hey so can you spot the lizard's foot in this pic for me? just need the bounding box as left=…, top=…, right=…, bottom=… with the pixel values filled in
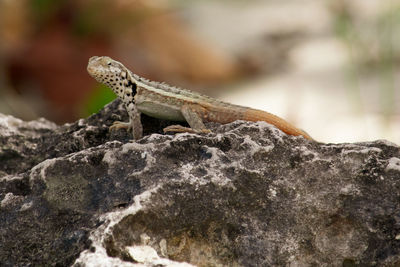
left=163, top=125, right=211, bottom=134
left=110, top=121, right=131, bottom=132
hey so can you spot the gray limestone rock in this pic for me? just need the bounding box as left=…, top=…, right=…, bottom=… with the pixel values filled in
left=1, top=99, right=400, bottom=266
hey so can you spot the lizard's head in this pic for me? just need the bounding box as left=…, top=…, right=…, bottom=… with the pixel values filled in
left=87, top=56, right=137, bottom=100
left=87, top=56, right=126, bottom=84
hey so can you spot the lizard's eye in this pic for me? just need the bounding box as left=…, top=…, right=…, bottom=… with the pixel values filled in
left=107, top=62, right=112, bottom=66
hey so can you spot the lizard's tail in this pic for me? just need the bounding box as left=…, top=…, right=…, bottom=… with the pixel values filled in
left=243, top=109, right=313, bottom=140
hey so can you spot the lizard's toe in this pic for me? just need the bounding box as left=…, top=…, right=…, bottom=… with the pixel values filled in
left=110, top=121, right=131, bottom=131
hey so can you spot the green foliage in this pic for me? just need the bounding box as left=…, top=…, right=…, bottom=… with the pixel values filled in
left=82, top=84, right=116, bottom=117
left=332, top=3, right=400, bottom=119
left=30, top=0, right=65, bottom=25
left=376, top=6, right=399, bottom=118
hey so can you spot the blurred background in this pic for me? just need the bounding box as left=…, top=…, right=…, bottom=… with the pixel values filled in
left=0, top=0, right=399, bottom=144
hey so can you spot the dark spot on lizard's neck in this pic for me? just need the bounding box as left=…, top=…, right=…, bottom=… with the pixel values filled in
left=127, top=79, right=137, bottom=96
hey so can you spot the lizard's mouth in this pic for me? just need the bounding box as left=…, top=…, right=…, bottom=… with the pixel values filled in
left=87, top=66, right=97, bottom=76
left=87, top=57, right=101, bottom=78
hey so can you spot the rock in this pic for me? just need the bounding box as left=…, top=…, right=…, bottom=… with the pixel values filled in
left=1, top=99, right=400, bottom=266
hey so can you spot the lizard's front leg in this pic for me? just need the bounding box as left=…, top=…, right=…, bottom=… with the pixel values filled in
left=110, top=103, right=143, bottom=140
left=163, top=104, right=211, bottom=134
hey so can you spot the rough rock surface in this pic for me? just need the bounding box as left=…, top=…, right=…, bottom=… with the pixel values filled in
left=1, top=99, right=400, bottom=266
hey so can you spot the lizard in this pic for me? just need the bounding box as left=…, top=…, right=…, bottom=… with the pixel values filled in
left=87, top=56, right=313, bottom=140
